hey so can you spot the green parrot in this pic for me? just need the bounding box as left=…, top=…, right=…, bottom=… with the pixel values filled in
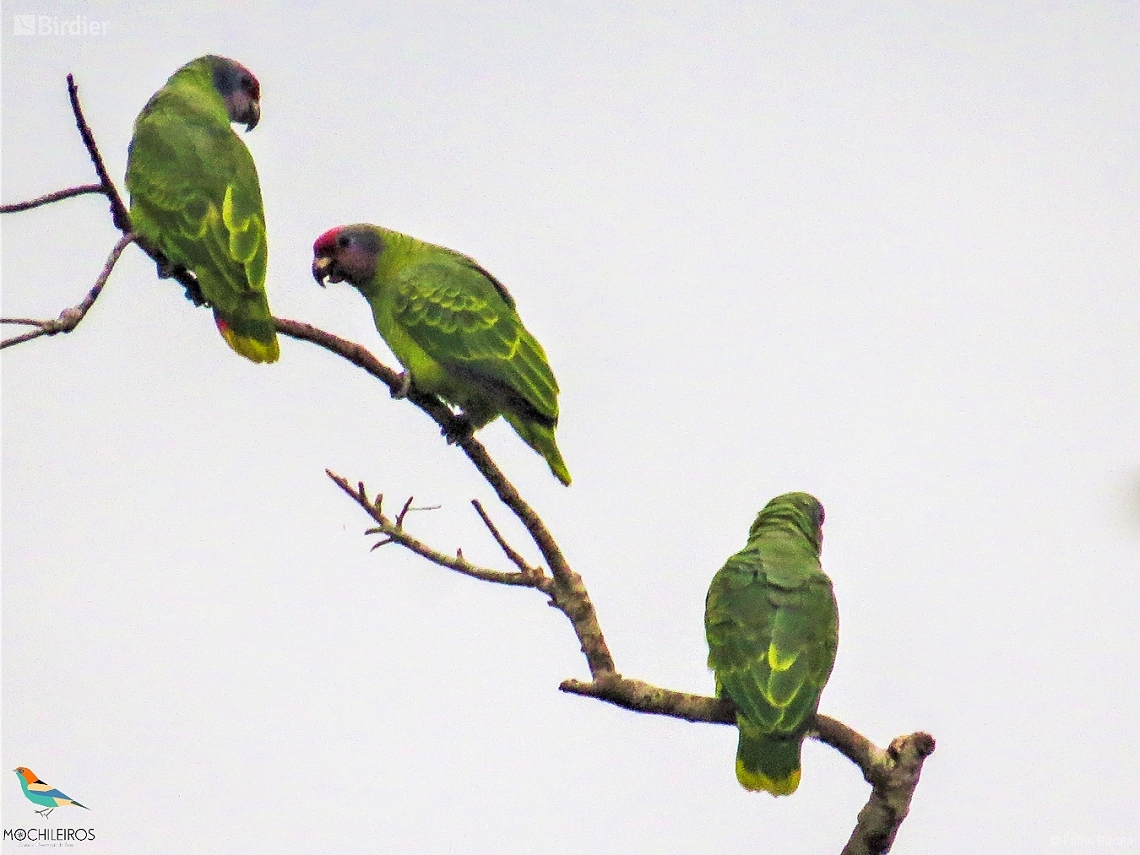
left=311, top=224, right=570, bottom=485
left=126, top=55, right=279, bottom=363
left=704, top=492, right=838, bottom=795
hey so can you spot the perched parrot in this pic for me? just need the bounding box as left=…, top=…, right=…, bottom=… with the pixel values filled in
left=126, top=55, right=279, bottom=363
left=704, top=492, right=838, bottom=795
left=312, top=224, right=571, bottom=485
left=13, top=767, right=89, bottom=818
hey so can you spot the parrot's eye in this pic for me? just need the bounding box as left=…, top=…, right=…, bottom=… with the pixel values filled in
left=240, top=73, right=259, bottom=100
left=337, top=234, right=350, bottom=249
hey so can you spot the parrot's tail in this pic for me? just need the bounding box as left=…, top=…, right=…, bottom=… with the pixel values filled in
left=215, top=312, right=280, bottom=364
left=504, top=413, right=572, bottom=486
left=735, top=717, right=802, bottom=796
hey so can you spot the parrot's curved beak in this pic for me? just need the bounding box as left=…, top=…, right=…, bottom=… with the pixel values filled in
left=243, top=100, right=260, bottom=132
left=225, top=91, right=261, bottom=132
left=312, top=254, right=332, bottom=286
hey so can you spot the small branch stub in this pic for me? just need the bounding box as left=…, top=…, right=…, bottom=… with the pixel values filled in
left=841, top=732, right=936, bottom=855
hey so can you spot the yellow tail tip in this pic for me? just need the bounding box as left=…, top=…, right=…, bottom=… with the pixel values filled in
left=735, top=759, right=801, bottom=796
left=216, top=317, right=280, bottom=364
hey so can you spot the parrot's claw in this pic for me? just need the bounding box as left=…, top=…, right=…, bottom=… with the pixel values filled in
left=442, top=414, right=474, bottom=444
left=182, top=277, right=207, bottom=307
left=392, top=372, right=412, bottom=400
left=153, top=254, right=178, bottom=279
left=153, top=254, right=207, bottom=306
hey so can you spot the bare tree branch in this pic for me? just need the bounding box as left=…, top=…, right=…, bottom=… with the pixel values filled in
left=471, top=498, right=544, bottom=581
left=0, top=75, right=129, bottom=228
left=558, top=674, right=736, bottom=724
left=66, top=73, right=131, bottom=232
left=841, top=732, right=937, bottom=855
left=537, top=676, right=934, bottom=853
left=554, top=676, right=917, bottom=778
left=2, top=74, right=210, bottom=349
left=0, top=184, right=105, bottom=214
left=1, top=232, right=135, bottom=349
left=327, top=471, right=542, bottom=589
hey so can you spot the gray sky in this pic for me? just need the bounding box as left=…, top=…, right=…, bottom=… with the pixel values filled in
left=3, top=2, right=1139, bottom=852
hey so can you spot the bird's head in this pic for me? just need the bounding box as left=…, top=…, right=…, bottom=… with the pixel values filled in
left=749, top=492, right=825, bottom=552
left=206, top=55, right=261, bottom=131
left=312, top=225, right=384, bottom=288
left=13, top=767, right=37, bottom=784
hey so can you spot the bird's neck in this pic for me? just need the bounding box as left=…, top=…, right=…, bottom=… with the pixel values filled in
left=153, top=65, right=227, bottom=125
left=368, top=229, right=422, bottom=288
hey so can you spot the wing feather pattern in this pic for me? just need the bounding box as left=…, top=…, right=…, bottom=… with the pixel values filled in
left=392, top=257, right=559, bottom=422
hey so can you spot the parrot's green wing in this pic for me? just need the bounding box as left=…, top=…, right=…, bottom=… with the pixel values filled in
left=126, top=72, right=278, bottom=363
left=391, top=254, right=558, bottom=421
left=390, top=252, right=570, bottom=484
left=705, top=497, right=837, bottom=795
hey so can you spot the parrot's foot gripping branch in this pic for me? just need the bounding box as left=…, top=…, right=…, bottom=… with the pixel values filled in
left=392, top=371, right=413, bottom=400
left=441, top=413, right=475, bottom=445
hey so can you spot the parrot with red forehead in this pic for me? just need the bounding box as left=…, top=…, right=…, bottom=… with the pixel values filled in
left=126, top=55, right=279, bottom=362
left=312, top=224, right=571, bottom=485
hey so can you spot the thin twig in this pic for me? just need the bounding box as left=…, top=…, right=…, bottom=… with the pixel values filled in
left=0, top=184, right=105, bottom=214
left=1, top=328, right=50, bottom=348
left=471, top=499, right=544, bottom=581
left=66, top=73, right=130, bottom=231
left=395, top=496, right=416, bottom=527
left=327, top=471, right=539, bottom=589
left=1, top=233, right=135, bottom=350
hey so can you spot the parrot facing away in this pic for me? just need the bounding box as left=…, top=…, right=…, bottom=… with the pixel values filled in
left=311, top=224, right=571, bottom=485
left=126, top=54, right=279, bottom=363
left=13, top=767, right=89, bottom=818
left=704, top=492, right=838, bottom=795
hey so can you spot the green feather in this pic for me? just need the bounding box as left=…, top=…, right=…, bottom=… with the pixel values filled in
left=348, top=226, right=570, bottom=485
left=705, top=492, right=838, bottom=795
left=126, top=55, right=278, bottom=363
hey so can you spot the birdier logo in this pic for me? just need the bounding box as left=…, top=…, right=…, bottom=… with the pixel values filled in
left=13, top=14, right=108, bottom=36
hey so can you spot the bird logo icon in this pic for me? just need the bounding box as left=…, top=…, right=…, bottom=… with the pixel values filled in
left=13, top=767, right=90, bottom=818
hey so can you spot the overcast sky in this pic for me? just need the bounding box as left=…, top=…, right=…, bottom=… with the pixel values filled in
left=3, top=2, right=1139, bottom=853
